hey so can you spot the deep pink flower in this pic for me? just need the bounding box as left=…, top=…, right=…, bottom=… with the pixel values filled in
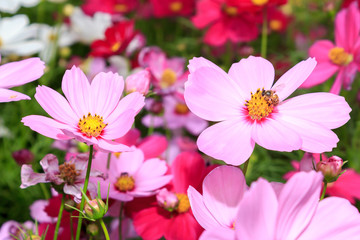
left=301, top=3, right=360, bottom=94
left=192, top=0, right=261, bottom=46
left=91, top=146, right=172, bottom=202
left=21, top=153, right=104, bottom=200
left=82, top=0, right=139, bottom=15
left=0, top=57, right=45, bottom=102
left=192, top=166, right=360, bottom=239
left=22, top=66, right=144, bottom=152
left=150, top=0, right=195, bottom=17
left=184, top=56, right=351, bottom=165
left=285, top=153, right=360, bottom=204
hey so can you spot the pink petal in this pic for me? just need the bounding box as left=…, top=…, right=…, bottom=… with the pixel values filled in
left=278, top=92, right=351, bottom=129
left=0, top=88, right=30, bottom=102
left=341, top=62, right=358, bottom=90
left=188, top=186, right=221, bottom=230
left=166, top=57, right=186, bottom=77
left=191, top=0, right=221, bottom=28
left=63, top=184, right=81, bottom=199
left=187, top=57, right=222, bottom=73
left=197, top=118, right=255, bottom=166
left=199, top=227, right=235, bottom=240
left=0, top=57, right=45, bottom=88
left=111, top=148, right=143, bottom=175
left=102, top=109, right=136, bottom=140
left=326, top=169, right=360, bottom=204
left=185, top=114, right=208, bottom=135
left=299, top=197, right=360, bottom=240
left=97, top=139, right=131, bottom=153
left=30, top=200, right=55, bottom=223
left=40, top=154, right=60, bottom=173
left=20, top=165, right=47, bottom=188
left=203, top=21, right=228, bottom=46
left=228, top=56, right=275, bottom=99
left=272, top=58, right=317, bottom=101
left=235, top=178, right=277, bottom=240
left=35, top=85, right=78, bottom=125
left=61, top=66, right=91, bottom=118
left=90, top=71, right=124, bottom=119
left=251, top=117, right=302, bottom=152
left=184, top=63, right=244, bottom=121
left=308, top=40, right=334, bottom=62
left=134, top=175, right=172, bottom=192
left=22, top=115, right=73, bottom=140
left=138, top=135, right=167, bottom=159
left=275, top=171, right=323, bottom=239
left=330, top=69, right=344, bottom=94
left=202, top=166, right=247, bottom=228
left=300, top=62, right=338, bottom=88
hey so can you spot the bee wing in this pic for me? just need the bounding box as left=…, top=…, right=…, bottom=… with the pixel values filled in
left=272, top=83, right=286, bottom=93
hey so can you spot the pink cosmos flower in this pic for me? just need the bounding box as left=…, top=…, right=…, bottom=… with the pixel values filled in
left=0, top=220, right=35, bottom=239
left=91, top=146, right=172, bottom=202
left=125, top=68, right=151, bottom=95
left=150, top=0, right=195, bottom=17
left=21, top=153, right=104, bottom=200
left=190, top=166, right=360, bottom=239
left=22, top=66, right=145, bottom=152
left=0, top=57, right=44, bottom=102
left=184, top=56, right=351, bottom=165
left=285, top=153, right=360, bottom=204
left=301, top=2, right=360, bottom=94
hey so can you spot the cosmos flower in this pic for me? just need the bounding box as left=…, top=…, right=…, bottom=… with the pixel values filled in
left=22, top=66, right=144, bottom=152
left=301, top=2, right=360, bottom=94
left=184, top=56, right=351, bottom=165
left=0, top=0, right=39, bottom=14
left=150, top=0, right=195, bottom=17
left=195, top=169, right=360, bottom=240
left=0, top=57, right=45, bottom=103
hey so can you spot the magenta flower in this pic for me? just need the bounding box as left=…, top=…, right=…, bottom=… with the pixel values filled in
left=0, top=57, right=44, bottom=102
left=189, top=166, right=360, bottom=239
left=92, top=147, right=172, bottom=202
left=22, top=66, right=145, bottom=152
left=301, top=2, right=360, bottom=94
left=21, top=153, right=104, bottom=200
left=184, top=56, right=351, bottom=165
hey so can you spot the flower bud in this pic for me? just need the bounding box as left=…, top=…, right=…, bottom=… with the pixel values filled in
left=87, top=223, right=99, bottom=236
left=84, top=198, right=107, bottom=220
left=157, top=188, right=178, bottom=211
left=125, top=68, right=151, bottom=95
left=64, top=198, right=76, bottom=212
left=316, top=155, right=343, bottom=182
left=12, top=149, right=34, bottom=165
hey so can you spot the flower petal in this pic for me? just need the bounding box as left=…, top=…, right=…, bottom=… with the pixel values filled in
left=20, top=165, right=47, bottom=188
left=199, top=227, right=235, bottom=240
left=272, top=58, right=317, bottom=101
left=0, top=88, right=30, bottom=102
left=97, top=139, right=131, bottom=153
left=308, top=40, right=334, bottom=62
left=300, top=61, right=338, bottom=88
left=197, top=118, right=255, bottom=166
left=102, top=109, right=136, bottom=140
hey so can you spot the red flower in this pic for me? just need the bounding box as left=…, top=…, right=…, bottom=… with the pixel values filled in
left=192, top=0, right=261, bottom=46
left=150, top=0, right=195, bottom=17
left=125, top=152, right=215, bottom=240
left=90, top=21, right=138, bottom=57
left=267, top=7, right=290, bottom=33
left=82, top=0, right=139, bottom=15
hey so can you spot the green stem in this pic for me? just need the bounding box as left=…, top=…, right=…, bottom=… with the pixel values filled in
left=75, top=145, right=94, bottom=240
left=99, top=219, right=110, bottom=240
left=70, top=213, right=74, bottom=240
left=119, top=202, right=124, bottom=240
left=40, top=183, right=50, bottom=199
left=261, top=7, right=268, bottom=58
left=53, top=194, right=65, bottom=240
left=106, top=152, right=111, bottom=170
left=320, top=181, right=328, bottom=201
left=241, top=159, right=250, bottom=178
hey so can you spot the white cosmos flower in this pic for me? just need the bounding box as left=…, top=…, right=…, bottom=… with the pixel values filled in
left=0, top=15, right=43, bottom=56
left=0, top=0, right=39, bottom=14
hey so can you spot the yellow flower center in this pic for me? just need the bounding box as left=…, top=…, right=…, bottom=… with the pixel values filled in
left=59, top=162, right=80, bottom=185
left=78, top=113, right=107, bottom=138
left=328, top=47, right=353, bottom=66
left=269, top=20, right=282, bottom=31
left=175, top=193, right=190, bottom=213
left=170, top=2, right=182, bottom=12
left=48, top=33, right=57, bottom=42
left=224, top=6, right=238, bottom=16
left=251, top=0, right=269, bottom=6
left=113, top=152, right=121, bottom=158
left=114, top=4, right=128, bottom=12
left=160, top=69, right=177, bottom=88
left=115, top=173, right=135, bottom=192
left=111, top=42, right=121, bottom=52
left=245, top=88, right=279, bottom=120
left=174, top=103, right=189, bottom=115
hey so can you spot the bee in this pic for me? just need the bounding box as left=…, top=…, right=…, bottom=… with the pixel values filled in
left=262, top=89, right=279, bottom=106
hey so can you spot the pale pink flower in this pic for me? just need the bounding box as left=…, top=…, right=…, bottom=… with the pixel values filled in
left=125, top=68, right=151, bottom=95
left=0, top=57, right=44, bottom=102
left=0, top=220, right=35, bottom=240
left=92, top=146, right=172, bottom=202
left=301, top=2, right=360, bottom=94
left=190, top=166, right=360, bottom=240
left=184, top=56, right=351, bottom=165
left=22, top=66, right=145, bottom=152
left=20, top=153, right=104, bottom=200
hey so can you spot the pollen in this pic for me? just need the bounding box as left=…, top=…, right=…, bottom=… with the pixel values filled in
left=160, top=68, right=177, bottom=88
left=115, top=173, right=135, bottom=192
left=251, top=0, right=269, bottom=6
left=269, top=20, right=282, bottom=31
left=245, top=88, right=277, bottom=120
left=59, top=162, right=80, bottom=185
left=328, top=47, right=353, bottom=66
left=170, top=2, right=182, bottom=12
left=175, top=193, right=190, bottom=214
left=174, top=103, right=189, bottom=115
left=114, top=4, right=128, bottom=12
left=111, top=42, right=121, bottom=52
left=224, top=6, right=238, bottom=16
left=78, top=113, right=107, bottom=138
